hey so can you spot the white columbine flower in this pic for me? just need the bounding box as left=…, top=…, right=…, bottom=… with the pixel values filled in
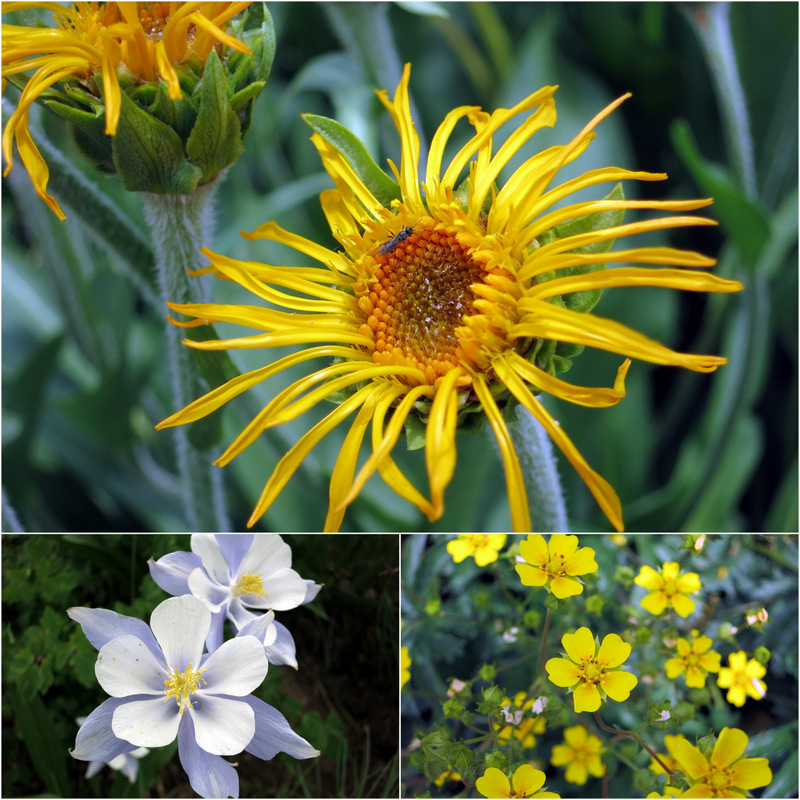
left=69, top=595, right=319, bottom=799
left=148, top=534, right=321, bottom=663
left=76, top=717, right=149, bottom=782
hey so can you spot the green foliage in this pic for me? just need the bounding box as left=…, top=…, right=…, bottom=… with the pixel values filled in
left=402, top=534, right=798, bottom=798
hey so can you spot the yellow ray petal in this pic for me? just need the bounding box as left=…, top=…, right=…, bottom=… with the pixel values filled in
left=473, top=373, right=530, bottom=532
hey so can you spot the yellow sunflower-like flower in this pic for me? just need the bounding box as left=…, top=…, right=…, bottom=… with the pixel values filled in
left=157, top=63, right=743, bottom=532
left=2, top=2, right=253, bottom=218
left=515, top=533, right=598, bottom=597
left=635, top=562, right=701, bottom=617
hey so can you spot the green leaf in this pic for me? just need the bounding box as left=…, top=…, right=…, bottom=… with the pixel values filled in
left=44, top=100, right=115, bottom=173
left=149, top=80, right=198, bottom=142
left=112, top=90, right=201, bottom=194
left=186, top=49, right=244, bottom=184
left=10, top=692, right=70, bottom=796
left=302, top=114, right=401, bottom=207
left=670, top=119, right=770, bottom=268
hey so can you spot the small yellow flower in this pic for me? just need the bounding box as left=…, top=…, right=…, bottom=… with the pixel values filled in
left=634, top=562, right=701, bottom=617
left=156, top=63, right=742, bottom=532
left=447, top=534, right=507, bottom=566
left=648, top=733, right=689, bottom=774
left=493, top=691, right=547, bottom=749
left=401, top=646, right=411, bottom=689
left=716, top=651, right=767, bottom=707
left=475, top=765, right=559, bottom=799
left=672, top=727, right=772, bottom=798
left=550, top=725, right=605, bottom=785
left=516, top=534, right=598, bottom=598
left=546, top=626, right=638, bottom=713
left=664, top=631, right=721, bottom=687
left=434, top=768, right=461, bottom=786
left=2, top=2, right=252, bottom=219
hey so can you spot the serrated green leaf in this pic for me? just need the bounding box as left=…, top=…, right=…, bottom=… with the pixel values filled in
left=303, top=114, right=401, bottom=207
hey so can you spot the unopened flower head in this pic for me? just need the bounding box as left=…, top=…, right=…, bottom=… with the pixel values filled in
left=550, top=725, right=605, bottom=785
left=664, top=631, right=721, bottom=688
left=476, top=765, right=560, bottom=799
left=716, top=651, right=767, bottom=707
left=2, top=2, right=269, bottom=218
left=516, top=534, right=598, bottom=597
left=156, top=62, right=742, bottom=532
left=635, top=562, right=701, bottom=617
left=546, top=626, right=638, bottom=713
left=447, top=534, right=507, bottom=566
left=672, top=727, right=772, bottom=798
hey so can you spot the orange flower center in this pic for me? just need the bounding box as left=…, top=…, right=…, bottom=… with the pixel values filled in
left=357, top=226, right=489, bottom=385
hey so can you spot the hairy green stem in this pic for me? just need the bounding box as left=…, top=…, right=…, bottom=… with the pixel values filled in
left=141, top=185, right=230, bottom=531
left=509, top=406, right=569, bottom=532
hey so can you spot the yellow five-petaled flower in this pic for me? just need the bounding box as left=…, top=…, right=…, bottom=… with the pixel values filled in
left=550, top=725, right=605, bottom=785
left=635, top=562, right=701, bottom=618
left=664, top=631, right=721, bottom=688
left=447, top=534, right=507, bottom=566
left=475, top=765, right=559, bottom=799
left=716, top=651, right=767, bottom=707
left=546, top=626, right=638, bottom=713
left=516, top=534, right=598, bottom=597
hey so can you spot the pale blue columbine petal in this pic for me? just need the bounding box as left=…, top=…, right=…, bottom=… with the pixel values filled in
left=201, top=635, right=268, bottom=696
left=192, top=533, right=233, bottom=584
left=215, top=533, right=255, bottom=575
left=237, top=610, right=277, bottom=647
left=264, top=621, right=298, bottom=669
left=72, top=697, right=147, bottom=762
left=96, top=635, right=165, bottom=696
left=151, top=595, right=209, bottom=669
left=242, top=696, right=321, bottom=760
left=188, top=567, right=230, bottom=612
left=148, top=551, right=203, bottom=596
left=112, top=696, right=182, bottom=747
left=191, top=694, right=255, bottom=756
left=206, top=609, right=227, bottom=653
left=178, top=713, right=239, bottom=799
left=303, top=580, right=323, bottom=605
left=67, top=607, right=162, bottom=662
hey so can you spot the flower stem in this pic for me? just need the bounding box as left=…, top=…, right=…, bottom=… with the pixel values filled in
left=540, top=608, right=552, bottom=676
left=141, top=185, right=230, bottom=531
left=593, top=711, right=675, bottom=780
left=509, top=405, right=569, bottom=532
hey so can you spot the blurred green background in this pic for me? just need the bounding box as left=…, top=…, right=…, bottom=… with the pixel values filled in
left=1, top=533, right=398, bottom=797
left=2, top=3, right=797, bottom=532
left=401, top=533, right=799, bottom=798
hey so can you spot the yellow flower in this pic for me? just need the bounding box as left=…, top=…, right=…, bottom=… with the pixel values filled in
left=157, top=63, right=742, bottom=531
left=2, top=2, right=252, bottom=219
left=672, top=727, right=772, bottom=798
left=716, top=651, right=767, bottom=707
left=664, top=631, right=721, bottom=687
left=648, top=734, right=689, bottom=774
left=546, top=626, right=638, bottom=713
left=401, top=646, right=411, bottom=689
left=515, top=534, right=597, bottom=597
left=475, top=765, right=559, bottom=799
left=493, top=691, right=547, bottom=749
left=447, top=534, right=507, bottom=566
left=634, top=562, right=701, bottom=617
left=550, top=725, right=605, bottom=785
left=434, top=768, right=461, bottom=786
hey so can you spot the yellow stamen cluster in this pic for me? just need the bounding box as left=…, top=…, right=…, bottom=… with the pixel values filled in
left=163, top=663, right=206, bottom=714
left=232, top=572, right=268, bottom=599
